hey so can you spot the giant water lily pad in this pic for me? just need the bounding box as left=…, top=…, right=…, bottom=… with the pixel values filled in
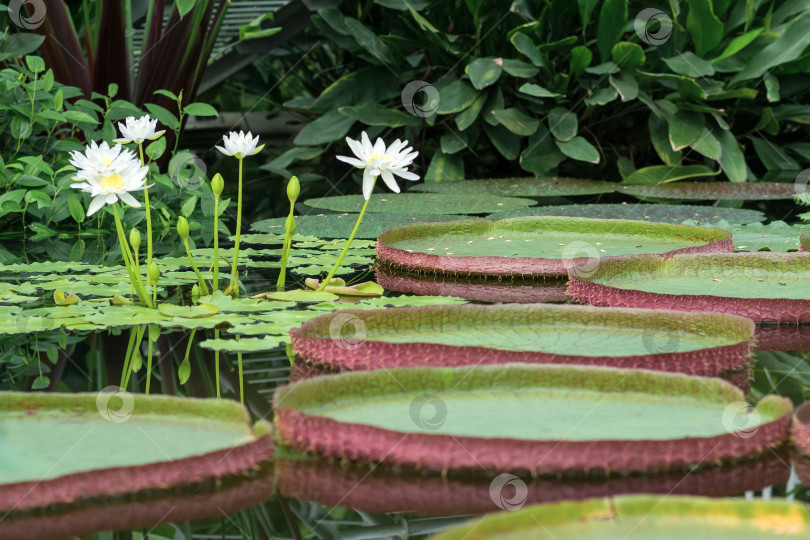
left=431, top=495, right=810, bottom=539
left=251, top=213, right=474, bottom=239
left=303, top=193, right=536, bottom=214
left=375, top=269, right=570, bottom=303
left=273, top=364, right=791, bottom=475
left=291, top=304, right=754, bottom=380
left=682, top=220, right=809, bottom=251
left=410, top=177, right=616, bottom=197
left=620, top=182, right=796, bottom=200
left=376, top=217, right=732, bottom=278
left=0, top=392, right=272, bottom=514
left=487, top=203, right=766, bottom=224
left=567, top=252, right=810, bottom=323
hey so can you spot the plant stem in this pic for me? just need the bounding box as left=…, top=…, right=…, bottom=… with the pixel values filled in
left=230, top=157, right=244, bottom=297
left=145, top=333, right=153, bottom=394
left=277, top=211, right=295, bottom=291
left=137, top=143, right=154, bottom=269
left=183, top=238, right=210, bottom=295
left=317, top=191, right=373, bottom=291
left=112, top=205, right=152, bottom=307
left=213, top=194, right=220, bottom=291
left=214, top=329, right=221, bottom=398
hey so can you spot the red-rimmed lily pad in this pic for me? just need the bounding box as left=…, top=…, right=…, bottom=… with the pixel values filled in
left=430, top=495, right=810, bottom=539
left=567, top=252, right=810, bottom=323
left=290, top=304, right=755, bottom=382
left=273, top=364, right=792, bottom=475
left=376, top=217, right=733, bottom=278
left=619, top=181, right=796, bottom=200
left=792, top=400, right=810, bottom=486
left=375, top=269, right=570, bottom=303
left=0, top=392, right=272, bottom=515
left=275, top=452, right=790, bottom=518
left=801, top=232, right=810, bottom=251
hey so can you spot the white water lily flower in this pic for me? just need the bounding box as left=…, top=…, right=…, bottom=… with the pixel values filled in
left=68, top=141, right=124, bottom=177
left=337, top=132, right=419, bottom=199
left=114, top=115, right=165, bottom=144
left=70, top=143, right=150, bottom=216
left=216, top=130, right=264, bottom=158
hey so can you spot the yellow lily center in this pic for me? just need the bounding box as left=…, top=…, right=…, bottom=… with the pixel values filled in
left=99, top=157, right=112, bottom=167
left=367, top=152, right=390, bottom=166
left=100, top=173, right=125, bottom=192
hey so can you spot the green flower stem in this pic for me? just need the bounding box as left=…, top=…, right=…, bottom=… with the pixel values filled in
left=214, top=329, right=221, bottom=398
left=317, top=187, right=374, bottom=291
left=122, top=326, right=146, bottom=390
left=137, top=143, right=154, bottom=269
left=238, top=352, right=244, bottom=404
left=230, top=157, right=244, bottom=297
left=213, top=195, right=220, bottom=291
left=277, top=212, right=295, bottom=291
left=112, top=205, right=152, bottom=307
left=120, top=328, right=138, bottom=388
left=183, top=237, right=210, bottom=295
left=145, top=332, right=154, bottom=394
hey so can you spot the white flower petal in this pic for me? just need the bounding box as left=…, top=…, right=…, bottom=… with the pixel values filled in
left=391, top=169, right=420, bottom=181
left=118, top=191, right=140, bottom=207
left=380, top=169, right=401, bottom=193
left=362, top=167, right=375, bottom=200
left=86, top=196, right=107, bottom=216
left=336, top=155, right=366, bottom=168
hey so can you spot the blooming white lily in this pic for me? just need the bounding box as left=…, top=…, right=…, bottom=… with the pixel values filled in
left=114, top=115, right=165, bottom=144
left=70, top=143, right=150, bottom=216
left=68, top=141, right=124, bottom=177
left=337, top=132, right=419, bottom=199
left=216, top=130, right=264, bottom=159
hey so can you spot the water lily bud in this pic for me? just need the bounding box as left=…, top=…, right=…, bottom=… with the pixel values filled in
left=177, top=216, right=190, bottom=240
left=287, top=175, right=300, bottom=203
left=191, top=284, right=200, bottom=298
left=148, top=262, right=161, bottom=286
left=211, top=173, right=224, bottom=197
left=129, top=228, right=141, bottom=251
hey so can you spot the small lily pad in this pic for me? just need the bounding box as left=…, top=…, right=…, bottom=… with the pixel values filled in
left=251, top=213, right=475, bottom=239
left=199, top=336, right=286, bottom=353
left=262, top=290, right=339, bottom=303
left=619, top=182, right=796, bottom=200
left=487, top=203, right=766, bottom=224
left=304, top=278, right=384, bottom=297
left=157, top=303, right=220, bottom=318
left=411, top=177, right=616, bottom=197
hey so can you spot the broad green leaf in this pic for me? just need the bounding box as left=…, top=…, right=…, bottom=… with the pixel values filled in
left=63, top=110, right=99, bottom=125
left=621, top=165, right=718, bottom=185
left=609, top=72, right=638, bottom=101
left=715, top=128, right=747, bottom=182
left=510, top=32, right=545, bottom=67
left=668, top=110, right=704, bottom=150
left=686, top=0, right=724, bottom=56
left=711, top=27, right=763, bottom=64
left=145, top=138, right=167, bottom=160
left=440, top=130, right=468, bottom=154
left=611, top=42, right=645, bottom=69
left=176, top=0, right=197, bottom=17
left=584, top=87, right=618, bottom=105
left=705, top=88, right=757, bottom=100
left=0, top=34, right=44, bottom=58
left=648, top=115, right=681, bottom=166
left=752, top=137, right=800, bottom=170
left=437, top=80, right=478, bottom=114
left=454, top=92, right=487, bottom=130
left=547, top=107, right=577, bottom=142
left=764, top=73, right=780, bottom=102
left=690, top=127, right=722, bottom=160
left=183, top=102, right=218, bottom=117
left=577, top=0, right=600, bottom=34
left=338, top=105, right=422, bottom=127
left=569, top=46, right=593, bottom=78
left=294, top=110, right=355, bottom=145
left=425, top=150, right=465, bottom=182
left=676, top=77, right=705, bottom=100
left=466, top=57, right=503, bottom=89
left=662, top=52, right=715, bottom=77
left=519, top=127, right=566, bottom=175
left=25, top=55, right=44, bottom=73
left=500, top=59, right=539, bottom=78
left=483, top=122, right=520, bottom=159
left=555, top=137, right=600, bottom=164
left=518, top=83, right=560, bottom=98
left=492, top=108, right=539, bottom=136
left=729, top=14, right=810, bottom=85
left=344, top=18, right=395, bottom=66
left=596, top=0, right=628, bottom=61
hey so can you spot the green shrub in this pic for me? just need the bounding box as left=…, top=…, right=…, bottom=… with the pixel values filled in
left=276, top=0, right=810, bottom=185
